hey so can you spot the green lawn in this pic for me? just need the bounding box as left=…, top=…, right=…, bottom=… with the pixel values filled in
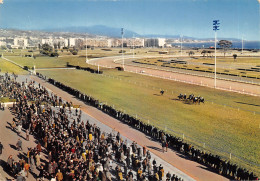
left=37, top=68, right=260, bottom=175
left=5, top=56, right=67, bottom=69
left=0, top=58, right=26, bottom=74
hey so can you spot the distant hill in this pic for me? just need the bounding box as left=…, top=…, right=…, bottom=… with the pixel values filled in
left=42, top=25, right=139, bottom=38
left=0, top=26, right=243, bottom=42
left=42, top=25, right=243, bottom=41
left=0, top=28, right=100, bottom=39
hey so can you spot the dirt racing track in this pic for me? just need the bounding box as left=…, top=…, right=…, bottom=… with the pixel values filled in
left=88, top=55, right=260, bottom=97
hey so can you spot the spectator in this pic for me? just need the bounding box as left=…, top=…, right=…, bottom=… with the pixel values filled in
left=0, top=141, right=3, bottom=155
left=24, top=162, right=30, bottom=178
left=16, top=139, right=22, bottom=151
left=55, top=169, right=63, bottom=181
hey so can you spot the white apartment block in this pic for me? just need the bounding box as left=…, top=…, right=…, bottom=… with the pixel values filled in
left=145, top=38, right=166, bottom=48
left=85, top=38, right=112, bottom=48
left=0, top=40, right=6, bottom=46
left=12, top=38, right=28, bottom=49
left=112, top=38, right=144, bottom=47
left=68, top=38, right=76, bottom=47
left=42, top=38, right=54, bottom=46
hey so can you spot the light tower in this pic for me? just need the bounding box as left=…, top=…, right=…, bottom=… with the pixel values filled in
left=213, top=20, right=220, bottom=88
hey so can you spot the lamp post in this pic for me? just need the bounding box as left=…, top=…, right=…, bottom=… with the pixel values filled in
left=242, top=37, right=244, bottom=54
left=121, top=28, right=124, bottom=69
left=213, top=20, right=220, bottom=88
left=85, top=37, right=88, bottom=63
left=180, top=35, right=183, bottom=57
left=132, top=34, right=135, bottom=59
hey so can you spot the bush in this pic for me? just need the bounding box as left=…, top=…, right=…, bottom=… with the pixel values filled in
left=115, top=67, right=124, bottom=71
left=49, top=52, right=59, bottom=57
left=119, top=50, right=126, bottom=53
left=72, top=50, right=78, bottom=55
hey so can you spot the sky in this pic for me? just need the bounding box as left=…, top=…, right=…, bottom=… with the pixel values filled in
left=0, top=0, right=260, bottom=40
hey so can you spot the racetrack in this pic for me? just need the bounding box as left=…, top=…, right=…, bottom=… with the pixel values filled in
left=30, top=75, right=229, bottom=181
left=88, top=55, right=260, bottom=96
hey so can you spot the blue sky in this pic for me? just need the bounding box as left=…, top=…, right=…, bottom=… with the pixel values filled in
left=0, top=0, right=259, bottom=40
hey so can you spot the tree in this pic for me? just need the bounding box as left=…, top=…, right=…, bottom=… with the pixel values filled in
left=201, top=50, right=207, bottom=57
left=233, top=54, right=237, bottom=61
left=207, top=50, right=214, bottom=57
left=188, top=51, right=195, bottom=57
left=42, top=43, right=53, bottom=52
left=218, top=40, right=232, bottom=57
left=0, top=45, right=7, bottom=50
left=49, top=52, right=59, bottom=57
left=70, top=47, right=78, bottom=55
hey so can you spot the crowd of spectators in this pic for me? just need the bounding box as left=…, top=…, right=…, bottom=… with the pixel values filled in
left=37, top=72, right=258, bottom=181
left=0, top=73, right=184, bottom=181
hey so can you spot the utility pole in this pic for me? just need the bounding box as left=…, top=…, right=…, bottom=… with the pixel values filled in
left=213, top=20, right=220, bottom=88
left=121, top=28, right=124, bottom=69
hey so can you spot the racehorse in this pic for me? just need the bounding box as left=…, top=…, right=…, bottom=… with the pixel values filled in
left=178, top=93, right=205, bottom=104
left=188, top=94, right=194, bottom=100
left=192, top=96, right=205, bottom=104
left=178, top=93, right=186, bottom=100
left=199, top=97, right=205, bottom=104
left=160, top=90, right=165, bottom=96
left=192, top=97, right=199, bottom=104
left=178, top=93, right=183, bottom=100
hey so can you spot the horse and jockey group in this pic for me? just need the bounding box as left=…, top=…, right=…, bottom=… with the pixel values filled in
left=178, top=93, right=205, bottom=104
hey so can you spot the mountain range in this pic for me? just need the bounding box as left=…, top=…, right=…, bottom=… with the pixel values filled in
left=41, top=25, right=243, bottom=41
left=1, top=25, right=243, bottom=42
